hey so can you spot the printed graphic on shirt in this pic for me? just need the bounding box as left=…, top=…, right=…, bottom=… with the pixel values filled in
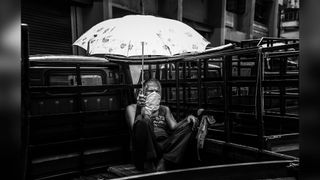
left=152, top=115, right=167, bottom=129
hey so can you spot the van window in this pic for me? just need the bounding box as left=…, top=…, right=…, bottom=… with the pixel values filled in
left=48, top=73, right=104, bottom=86
left=81, top=75, right=103, bottom=86
left=49, top=75, right=77, bottom=86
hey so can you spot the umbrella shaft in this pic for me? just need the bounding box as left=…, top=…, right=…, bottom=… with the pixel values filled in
left=141, top=42, right=145, bottom=90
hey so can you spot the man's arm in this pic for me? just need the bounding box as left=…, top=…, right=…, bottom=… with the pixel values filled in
left=125, top=104, right=137, bottom=130
left=164, top=106, right=178, bottom=130
left=164, top=106, right=198, bottom=131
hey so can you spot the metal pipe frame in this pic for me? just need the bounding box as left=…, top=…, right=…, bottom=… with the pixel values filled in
left=23, top=36, right=299, bottom=179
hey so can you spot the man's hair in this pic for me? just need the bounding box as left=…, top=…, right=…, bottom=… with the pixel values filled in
left=143, top=78, right=162, bottom=92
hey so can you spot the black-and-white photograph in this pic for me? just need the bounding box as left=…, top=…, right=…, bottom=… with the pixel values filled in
left=2, top=0, right=310, bottom=179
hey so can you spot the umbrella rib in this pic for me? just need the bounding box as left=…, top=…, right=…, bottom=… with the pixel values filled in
left=155, top=33, right=172, bottom=56
left=126, top=40, right=131, bottom=57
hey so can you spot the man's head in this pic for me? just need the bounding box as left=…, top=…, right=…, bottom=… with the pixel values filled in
left=143, top=78, right=161, bottom=96
left=142, top=78, right=162, bottom=114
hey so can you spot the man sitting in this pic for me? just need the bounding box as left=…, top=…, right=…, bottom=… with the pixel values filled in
left=126, top=78, right=198, bottom=172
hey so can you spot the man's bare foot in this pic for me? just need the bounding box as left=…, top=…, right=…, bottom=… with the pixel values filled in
left=156, top=158, right=166, bottom=171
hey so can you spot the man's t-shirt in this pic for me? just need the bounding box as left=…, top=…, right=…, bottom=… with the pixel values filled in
left=150, top=105, right=169, bottom=139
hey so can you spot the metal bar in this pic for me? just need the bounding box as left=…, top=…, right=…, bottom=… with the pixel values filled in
left=264, top=51, right=299, bottom=58
left=148, top=64, right=152, bottom=79
left=75, top=64, right=84, bottom=174
left=21, top=23, right=31, bottom=180
left=261, top=43, right=299, bottom=52
left=75, top=65, right=83, bottom=113
left=106, top=43, right=298, bottom=65
left=119, top=66, right=124, bottom=110
left=197, top=60, right=202, bottom=108
left=237, top=55, right=241, bottom=101
left=30, top=60, right=116, bottom=67
left=279, top=56, right=286, bottom=133
left=261, top=51, right=265, bottom=122
left=188, top=62, right=192, bottom=103
left=27, top=79, right=298, bottom=93
left=166, top=108, right=299, bottom=121
left=256, top=49, right=265, bottom=150
left=204, top=59, right=208, bottom=108
left=223, top=56, right=231, bottom=142
left=28, top=133, right=128, bottom=148
left=156, top=64, right=160, bottom=80
left=183, top=47, right=260, bottom=62
left=165, top=64, right=168, bottom=104
left=108, top=56, right=183, bottom=64
left=29, top=109, right=125, bottom=119
left=169, top=63, right=173, bottom=102
left=264, top=133, right=299, bottom=141
left=32, top=171, right=81, bottom=180
left=257, top=37, right=265, bottom=46
left=175, top=61, right=180, bottom=121
left=116, top=159, right=296, bottom=180
left=29, top=84, right=131, bottom=91
left=243, top=37, right=298, bottom=42
left=204, top=138, right=298, bottom=160
left=183, top=62, right=187, bottom=116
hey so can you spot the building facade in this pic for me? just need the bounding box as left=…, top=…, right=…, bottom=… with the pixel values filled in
left=22, top=0, right=282, bottom=55
left=279, top=0, right=299, bottom=38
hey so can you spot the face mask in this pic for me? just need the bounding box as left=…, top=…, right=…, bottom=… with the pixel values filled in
left=145, top=91, right=161, bottom=114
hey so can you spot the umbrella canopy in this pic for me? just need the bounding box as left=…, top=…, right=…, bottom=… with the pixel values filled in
left=73, top=15, right=210, bottom=57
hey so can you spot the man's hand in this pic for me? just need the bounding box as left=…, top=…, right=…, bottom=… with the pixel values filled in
left=136, top=90, right=146, bottom=107
left=187, top=115, right=198, bottom=131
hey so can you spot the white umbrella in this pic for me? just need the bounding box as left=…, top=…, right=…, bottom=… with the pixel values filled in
left=73, top=15, right=210, bottom=84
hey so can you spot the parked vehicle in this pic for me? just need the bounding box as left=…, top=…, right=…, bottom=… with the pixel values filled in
left=22, top=24, right=299, bottom=180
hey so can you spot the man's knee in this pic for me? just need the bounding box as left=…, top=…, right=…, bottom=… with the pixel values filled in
left=134, top=115, right=152, bottom=130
